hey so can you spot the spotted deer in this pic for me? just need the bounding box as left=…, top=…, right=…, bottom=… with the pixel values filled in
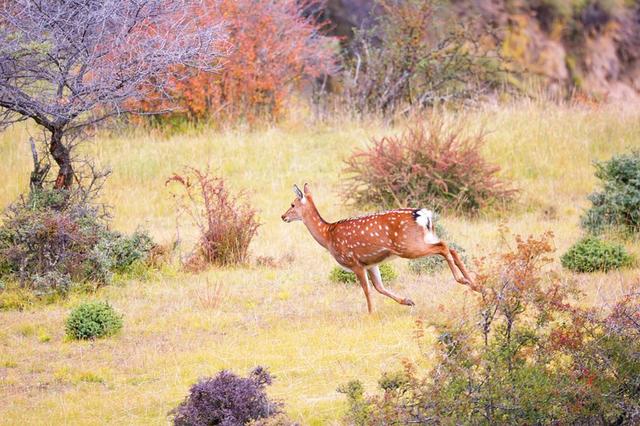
left=281, top=184, right=478, bottom=313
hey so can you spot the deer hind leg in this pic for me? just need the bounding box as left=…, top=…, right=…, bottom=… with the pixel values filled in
left=353, top=266, right=374, bottom=314
left=433, top=242, right=478, bottom=292
left=368, top=266, right=414, bottom=306
left=450, top=248, right=478, bottom=291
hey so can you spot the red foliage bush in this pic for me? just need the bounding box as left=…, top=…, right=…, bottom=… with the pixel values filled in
left=343, top=116, right=516, bottom=213
left=340, top=231, right=640, bottom=424
left=142, top=0, right=335, bottom=123
left=167, top=168, right=260, bottom=268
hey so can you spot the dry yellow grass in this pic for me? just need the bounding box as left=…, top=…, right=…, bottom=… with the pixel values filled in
left=0, top=102, right=639, bottom=425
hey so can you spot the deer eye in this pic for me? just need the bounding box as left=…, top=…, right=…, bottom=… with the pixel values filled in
left=291, top=204, right=294, bottom=208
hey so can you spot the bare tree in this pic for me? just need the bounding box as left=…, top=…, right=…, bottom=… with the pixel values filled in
left=341, top=0, right=510, bottom=116
left=0, top=0, right=226, bottom=190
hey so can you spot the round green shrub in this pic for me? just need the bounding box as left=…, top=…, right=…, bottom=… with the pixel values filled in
left=581, top=151, right=640, bottom=235
left=329, top=263, right=397, bottom=284
left=65, top=301, right=123, bottom=340
left=561, top=237, right=634, bottom=273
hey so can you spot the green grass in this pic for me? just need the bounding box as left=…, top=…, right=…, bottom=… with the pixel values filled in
left=1, top=101, right=639, bottom=425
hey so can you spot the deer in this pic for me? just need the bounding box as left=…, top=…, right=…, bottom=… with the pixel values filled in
left=281, top=183, right=478, bottom=314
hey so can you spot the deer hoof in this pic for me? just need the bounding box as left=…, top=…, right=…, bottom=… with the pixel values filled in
left=403, top=298, right=415, bottom=306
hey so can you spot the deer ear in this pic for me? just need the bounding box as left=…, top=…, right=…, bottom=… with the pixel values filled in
left=303, top=183, right=311, bottom=195
left=293, top=184, right=303, bottom=200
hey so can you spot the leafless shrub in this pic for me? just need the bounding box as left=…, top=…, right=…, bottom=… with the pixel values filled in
left=192, top=279, right=225, bottom=311
left=340, top=0, right=509, bottom=115
left=167, top=167, right=260, bottom=268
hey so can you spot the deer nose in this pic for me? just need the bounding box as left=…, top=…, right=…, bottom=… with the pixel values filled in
left=281, top=214, right=288, bottom=222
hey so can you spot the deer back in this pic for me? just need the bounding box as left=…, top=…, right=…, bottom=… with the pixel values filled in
left=327, top=208, right=439, bottom=266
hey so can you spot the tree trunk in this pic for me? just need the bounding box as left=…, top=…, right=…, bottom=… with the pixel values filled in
left=29, top=138, right=50, bottom=191
left=49, top=129, right=73, bottom=190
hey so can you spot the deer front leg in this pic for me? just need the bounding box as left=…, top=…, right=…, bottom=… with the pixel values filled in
left=368, top=265, right=414, bottom=306
left=353, top=266, right=373, bottom=314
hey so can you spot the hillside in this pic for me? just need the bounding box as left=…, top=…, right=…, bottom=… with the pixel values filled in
left=324, top=0, right=640, bottom=102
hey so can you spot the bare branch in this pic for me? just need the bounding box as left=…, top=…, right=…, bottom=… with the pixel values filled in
left=0, top=0, right=227, bottom=189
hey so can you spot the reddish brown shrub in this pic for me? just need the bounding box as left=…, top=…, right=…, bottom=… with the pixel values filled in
left=141, top=0, right=335, bottom=123
left=342, top=116, right=516, bottom=213
left=340, top=230, right=640, bottom=424
left=167, top=168, right=260, bottom=268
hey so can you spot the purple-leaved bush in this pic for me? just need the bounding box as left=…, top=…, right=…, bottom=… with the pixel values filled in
left=170, top=367, right=281, bottom=426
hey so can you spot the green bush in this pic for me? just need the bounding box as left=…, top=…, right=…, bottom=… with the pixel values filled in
left=93, top=230, right=155, bottom=273
left=0, top=188, right=154, bottom=297
left=581, top=151, right=640, bottom=235
left=337, top=380, right=369, bottom=426
left=65, top=301, right=123, bottom=340
left=377, top=371, right=409, bottom=392
left=561, top=237, right=634, bottom=273
left=329, top=263, right=397, bottom=284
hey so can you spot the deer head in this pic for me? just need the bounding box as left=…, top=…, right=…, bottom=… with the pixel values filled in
left=281, top=183, right=312, bottom=222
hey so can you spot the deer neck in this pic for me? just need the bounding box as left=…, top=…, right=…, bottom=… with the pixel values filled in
left=301, top=199, right=330, bottom=249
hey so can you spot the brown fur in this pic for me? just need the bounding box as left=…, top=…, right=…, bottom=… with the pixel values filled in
left=282, top=184, right=477, bottom=313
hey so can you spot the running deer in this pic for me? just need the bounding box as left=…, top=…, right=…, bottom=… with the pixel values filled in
left=281, top=184, right=478, bottom=313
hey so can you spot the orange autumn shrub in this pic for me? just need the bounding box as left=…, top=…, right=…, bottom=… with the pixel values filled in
left=340, top=231, right=640, bottom=424
left=141, top=0, right=335, bottom=123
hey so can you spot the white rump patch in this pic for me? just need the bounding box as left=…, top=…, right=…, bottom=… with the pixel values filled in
left=415, top=209, right=433, bottom=229
left=415, top=209, right=439, bottom=244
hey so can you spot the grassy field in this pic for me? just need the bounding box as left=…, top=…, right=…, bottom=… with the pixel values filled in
left=1, top=102, right=639, bottom=425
